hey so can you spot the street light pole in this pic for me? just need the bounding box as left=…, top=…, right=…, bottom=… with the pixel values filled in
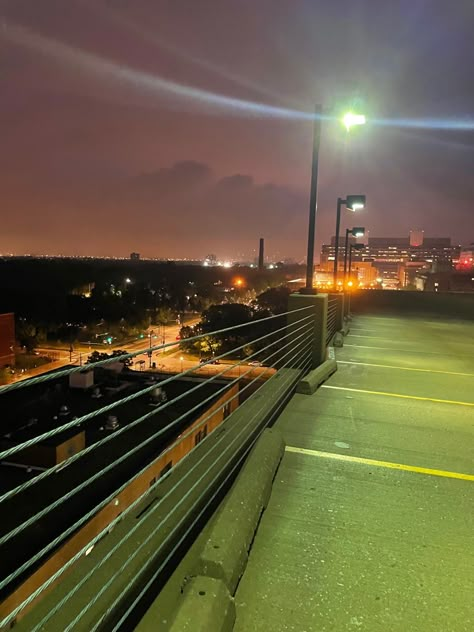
left=148, top=330, right=154, bottom=369
left=304, top=104, right=322, bottom=292
left=343, top=229, right=351, bottom=282
left=333, top=197, right=344, bottom=286
left=344, top=228, right=365, bottom=282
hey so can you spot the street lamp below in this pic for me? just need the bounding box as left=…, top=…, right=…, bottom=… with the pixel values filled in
left=148, top=330, right=155, bottom=369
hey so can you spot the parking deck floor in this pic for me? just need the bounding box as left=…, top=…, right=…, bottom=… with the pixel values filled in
left=234, top=315, right=474, bottom=632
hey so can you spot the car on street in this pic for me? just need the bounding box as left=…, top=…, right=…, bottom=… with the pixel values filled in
left=200, top=357, right=220, bottom=365
left=248, top=360, right=263, bottom=367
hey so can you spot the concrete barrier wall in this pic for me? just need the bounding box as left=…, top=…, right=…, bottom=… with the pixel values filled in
left=350, top=290, right=474, bottom=320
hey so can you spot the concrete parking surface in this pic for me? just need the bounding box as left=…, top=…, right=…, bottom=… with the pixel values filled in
left=234, top=315, right=474, bottom=632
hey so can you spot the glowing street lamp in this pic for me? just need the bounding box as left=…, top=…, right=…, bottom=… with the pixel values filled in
left=344, top=227, right=365, bottom=281
left=302, top=108, right=366, bottom=292
left=351, top=227, right=366, bottom=238
left=333, top=194, right=366, bottom=286
left=343, top=112, right=367, bottom=131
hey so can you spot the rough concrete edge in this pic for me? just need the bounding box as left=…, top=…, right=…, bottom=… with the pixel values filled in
left=333, top=331, right=344, bottom=347
left=169, top=576, right=235, bottom=632
left=195, top=429, right=285, bottom=595
left=296, top=358, right=337, bottom=395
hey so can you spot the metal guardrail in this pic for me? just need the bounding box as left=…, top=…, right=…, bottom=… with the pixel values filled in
left=0, top=305, right=316, bottom=629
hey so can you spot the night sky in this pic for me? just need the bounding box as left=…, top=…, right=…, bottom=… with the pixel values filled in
left=1, top=0, right=473, bottom=260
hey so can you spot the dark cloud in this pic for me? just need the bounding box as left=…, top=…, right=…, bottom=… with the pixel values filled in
left=98, top=161, right=308, bottom=259
left=129, top=161, right=213, bottom=199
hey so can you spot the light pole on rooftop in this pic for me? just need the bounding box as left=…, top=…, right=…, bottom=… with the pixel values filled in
left=302, top=108, right=366, bottom=293
left=333, top=195, right=366, bottom=287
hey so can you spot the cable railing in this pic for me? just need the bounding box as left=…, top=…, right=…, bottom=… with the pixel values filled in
left=326, top=295, right=340, bottom=345
left=0, top=305, right=315, bottom=629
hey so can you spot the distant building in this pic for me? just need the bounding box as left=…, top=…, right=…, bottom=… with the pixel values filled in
left=350, top=261, right=379, bottom=286
left=0, top=313, right=15, bottom=367
left=320, top=236, right=360, bottom=272
left=409, top=229, right=424, bottom=247
left=203, top=254, right=218, bottom=267
left=130, top=252, right=140, bottom=261
left=320, top=232, right=461, bottom=288
left=456, top=244, right=474, bottom=270
left=416, top=271, right=474, bottom=292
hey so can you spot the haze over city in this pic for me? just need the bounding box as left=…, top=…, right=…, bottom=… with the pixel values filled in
left=1, top=0, right=473, bottom=259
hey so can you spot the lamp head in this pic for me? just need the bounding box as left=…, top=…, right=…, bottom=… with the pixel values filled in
left=343, top=112, right=366, bottom=130
left=351, top=227, right=365, bottom=238
left=345, top=194, right=366, bottom=211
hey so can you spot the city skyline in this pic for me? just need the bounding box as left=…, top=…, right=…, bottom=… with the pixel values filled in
left=1, top=1, right=473, bottom=259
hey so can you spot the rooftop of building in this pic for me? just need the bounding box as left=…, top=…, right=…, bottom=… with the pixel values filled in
left=0, top=366, right=237, bottom=597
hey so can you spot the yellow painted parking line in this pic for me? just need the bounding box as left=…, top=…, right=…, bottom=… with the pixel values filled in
left=285, top=446, right=474, bottom=482
left=337, top=360, right=474, bottom=378
left=321, top=384, right=474, bottom=407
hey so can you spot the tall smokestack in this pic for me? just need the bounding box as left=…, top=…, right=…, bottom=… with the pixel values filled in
left=258, top=238, right=264, bottom=270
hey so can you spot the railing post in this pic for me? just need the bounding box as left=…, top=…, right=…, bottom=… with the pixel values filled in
left=336, top=293, right=345, bottom=331
left=343, top=292, right=350, bottom=319
left=288, top=293, right=328, bottom=369
left=329, top=293, right=344, bottom=332
left=346, top=292, right=352, bottom=318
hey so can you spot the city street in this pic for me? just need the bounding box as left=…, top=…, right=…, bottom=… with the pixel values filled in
left=5, top=318, right=275, bottom=385
left=7, top=319, right=199, bottom=385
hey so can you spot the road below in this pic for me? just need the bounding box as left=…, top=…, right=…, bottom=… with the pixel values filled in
left=7, top=320, right=198, bottom=385
left=5, top=318, right=274, bottom=384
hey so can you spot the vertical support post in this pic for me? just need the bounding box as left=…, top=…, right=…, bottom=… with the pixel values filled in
left=343, top=229, right=350, bottom=282
left=288, top=293, right=328, bottom=369
left=333, top=198, right=343, bottom=286
left=343, top=293, right=351, bottom=318
left=258, top=238, right=264, bottom=271
left=304, top=105, right=322, bottom=292
left=330, top=293, right=344, bottom=332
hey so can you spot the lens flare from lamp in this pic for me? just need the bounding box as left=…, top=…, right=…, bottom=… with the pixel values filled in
left=343, top=112, right=366, bottom=130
